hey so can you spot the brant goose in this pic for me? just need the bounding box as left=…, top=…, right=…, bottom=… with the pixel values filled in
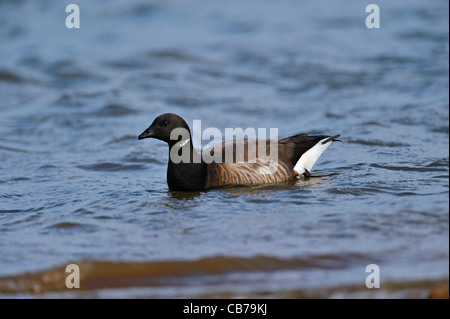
left=138, top=113, right=340, bottom=191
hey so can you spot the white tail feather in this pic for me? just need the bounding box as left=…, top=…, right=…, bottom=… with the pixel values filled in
left=294, top=137, right=335, bottom=176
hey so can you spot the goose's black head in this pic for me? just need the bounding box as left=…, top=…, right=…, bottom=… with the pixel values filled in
left=138, top=113, right=191, bottom=145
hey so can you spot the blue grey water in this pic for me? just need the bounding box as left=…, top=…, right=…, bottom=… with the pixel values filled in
left=0, top=0, right=448, bottom=297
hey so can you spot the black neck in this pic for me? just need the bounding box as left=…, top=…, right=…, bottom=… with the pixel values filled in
left=166, top=139, right=207, bottom=191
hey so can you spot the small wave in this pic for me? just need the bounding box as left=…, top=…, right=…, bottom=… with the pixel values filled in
left=0, top=209, right=21, bottom=214
left=395, top=191, right=418, bottom=196
left=105, top=49, right=211, bottom=70
left=122, top=152, right=163, bottom=164
left=232, top=73, right=268, bottom=84
left=166, top=95, right=210, bottom=107
left=368, top=54, right=419, bottom=65
left=398, top=30, right=448, bottom=42
left=347, top=139, right=410, bottom=147
left=218, top=21, right=260, bottom=34
left=145, top=49, right=208, bottom=63
left=0, top=145, right=30, bottom=153
left=94, top=104, right=138, bottom=117
left=122, top=3, right=161, bottom=18
left=0, top=69, right=26, bottom=83
left=333, top=163, right=366, bottom=171
left=0, top=193, right=24, bottom=200
left=38, top=165, right=56, bottom=170
left=370, top=163, right=448, bottom=172
left=77, top=162, right=146, bottom=172
left=325, top=112, right=346, bottom=119
left=431, top=125, right=449, bottom=134
left=0, top=144, right=48, bottom=154
left=327, top=187, right=383, bottom=196
left=104, top=135, right=138, bottom=145
left=103, top=59, right=152, bottom=70
left=51, top=91, right=103, bottom=108
left=362, top=121, right=390, bottom=128
left=45, top=60, right=98, bottom=81
left=426, top=158, right=449, bottom=168
left=45, top=222, right=98, bottom=233
left=48, top=222, right=82, bottom=229
left=1, top=177, right=31, bottom=183
left=73, top=208, right=95, bottom=215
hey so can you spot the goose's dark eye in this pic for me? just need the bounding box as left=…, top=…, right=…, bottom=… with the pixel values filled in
left=160, top=120, right=169, bottom=126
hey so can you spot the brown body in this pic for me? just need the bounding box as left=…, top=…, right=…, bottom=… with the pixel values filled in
left=203, top=136, right=317, bottom=188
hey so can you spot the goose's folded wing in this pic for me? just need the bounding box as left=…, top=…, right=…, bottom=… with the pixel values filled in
left=205, top=160, right=294, bottom=188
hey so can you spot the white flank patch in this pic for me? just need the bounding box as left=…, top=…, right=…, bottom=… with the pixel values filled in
left=294, top=137, right=335, bottom=176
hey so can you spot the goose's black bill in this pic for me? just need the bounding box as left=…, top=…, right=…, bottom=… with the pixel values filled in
left=138, top=127, right=156, bottom=140
left=321, top=134, right=341, bottom=144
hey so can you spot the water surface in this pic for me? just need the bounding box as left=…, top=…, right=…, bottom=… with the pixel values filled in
left=0, top=0, right=448, bottom=298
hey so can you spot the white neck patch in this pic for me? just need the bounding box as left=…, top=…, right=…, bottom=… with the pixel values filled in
left=176, top=138, right=190, bottom=148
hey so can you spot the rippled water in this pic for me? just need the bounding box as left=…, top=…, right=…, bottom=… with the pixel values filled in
left=0, top=0, right=448, bottom=298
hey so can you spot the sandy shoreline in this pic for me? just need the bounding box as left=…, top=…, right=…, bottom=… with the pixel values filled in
left=191, top=279, right=449, bottom=299
left=1, top=274, right=447, bottom=298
